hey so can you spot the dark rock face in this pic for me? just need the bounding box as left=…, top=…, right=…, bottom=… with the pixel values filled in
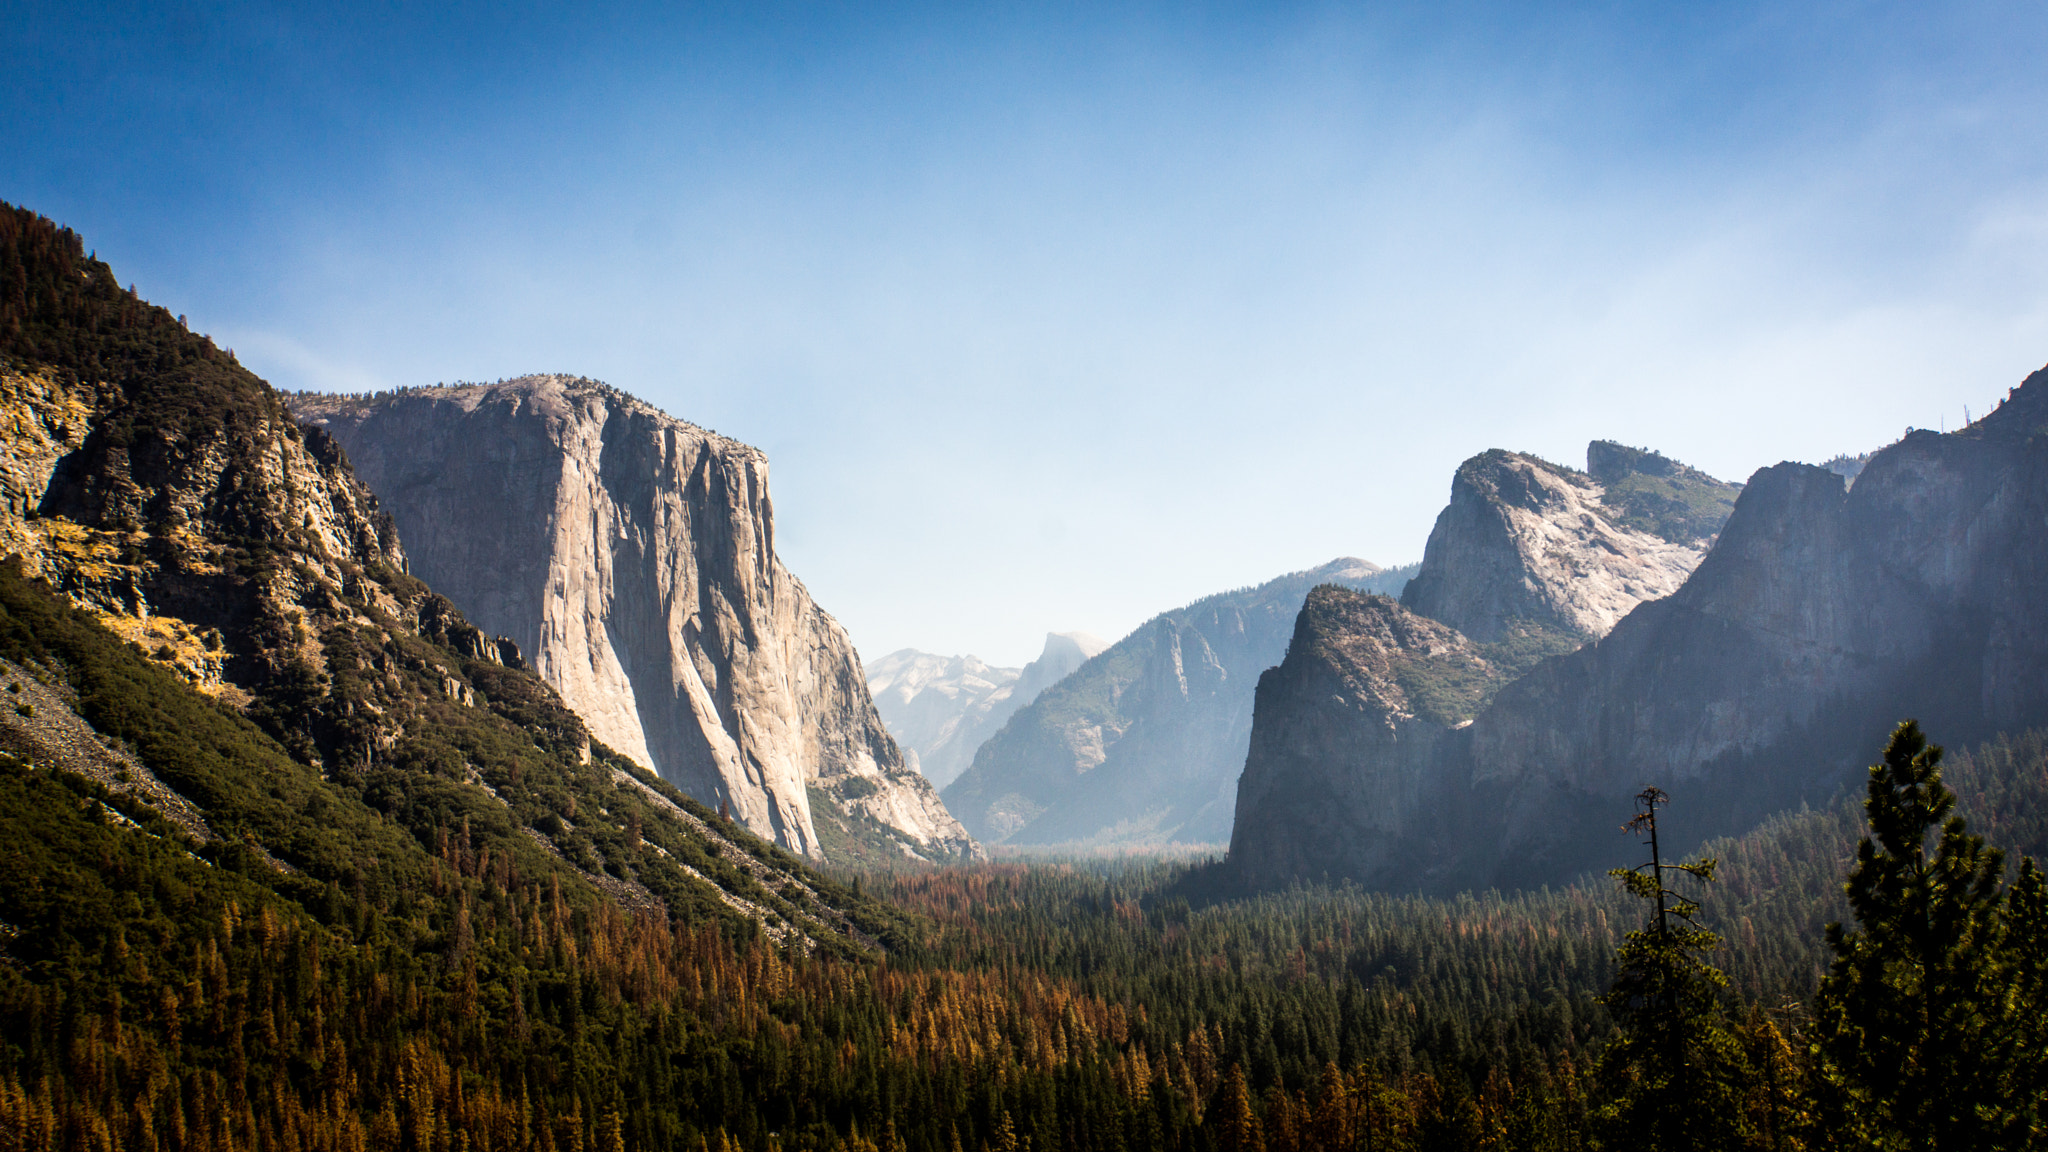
left=1228, top=368, right=2048, bottom=893
left=1227, top=587, right=1507, bottom=890
left=944, top=559, right=1413, bottom=848
left=292, top=377, right=979, bottom=861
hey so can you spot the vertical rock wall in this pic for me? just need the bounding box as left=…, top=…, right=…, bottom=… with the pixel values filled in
left=293, top=377, right=977, bottom=860
left=1227, top=587, right=1507, bottom=891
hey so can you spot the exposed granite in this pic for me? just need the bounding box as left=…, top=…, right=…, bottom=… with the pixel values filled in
left=292, top=376, right=979, bottom=861
left=1399, top=449, right=1709, bottom=643
left=1226, top=587, right=1508, bottom=889
left=944, top=558, right=1414, bottom=849
left=1228, top=370, right=2048, bottom=892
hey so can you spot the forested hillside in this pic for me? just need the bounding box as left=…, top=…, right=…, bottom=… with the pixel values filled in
left=4, top=203, right=2045, bottom=1151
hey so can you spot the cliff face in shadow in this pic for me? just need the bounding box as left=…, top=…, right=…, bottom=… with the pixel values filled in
left=1229, top=377, right=2048, bottom=893
left=1227, top=587, right=1508, bottom=890
left=292, top=377, right=978, bottom=861
left=1461, top=387, right=2048, bottom=885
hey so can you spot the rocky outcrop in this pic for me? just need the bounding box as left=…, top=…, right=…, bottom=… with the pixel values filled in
left=1455, top=381, right=2048, bottom=884
left=944, top=558, right=1415, bottom=848
left=868, top=631, right=1107, bottom=789
left=1399, top=449, right=1717, bottom=643
left=0, top=205, right=548, bottom=781
left=1229, top=375, right=2048, bottom=892
left=1227, top=587, right=1510, bottom=889
left=291, top=376, right=978, bottom=861
left=0, top=347, right=426, bottom=737
left=1586, top=441, right=1744, bottom=545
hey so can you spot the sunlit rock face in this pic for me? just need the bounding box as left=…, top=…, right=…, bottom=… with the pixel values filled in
left=293, top=376, right=978, bottom=861
left=1399, top=449, right=1708, bottom=644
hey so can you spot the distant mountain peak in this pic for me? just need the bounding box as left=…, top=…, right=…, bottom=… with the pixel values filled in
left=941, top=558, right=1416, bottom=849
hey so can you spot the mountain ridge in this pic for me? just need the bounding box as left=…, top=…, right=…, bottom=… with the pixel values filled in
left=944, top=557, right=1415, bottom=848
left=1229, top=390, right=2048, bottom=892
left=867, top=630, right=1108, bottom=789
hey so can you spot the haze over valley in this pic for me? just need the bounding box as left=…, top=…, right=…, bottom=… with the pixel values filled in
left=9, top=4, right=2048, bottom=1148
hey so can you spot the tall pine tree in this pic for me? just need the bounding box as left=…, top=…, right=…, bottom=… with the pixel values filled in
left=1813, top=720, right=2043, bottom=1151
left=1592, top=786, right=1753, bottom=1152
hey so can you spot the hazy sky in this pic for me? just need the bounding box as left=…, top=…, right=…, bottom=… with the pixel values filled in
left=8, top=1, right=2048, bottom=666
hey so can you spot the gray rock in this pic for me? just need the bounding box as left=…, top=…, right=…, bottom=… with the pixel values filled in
left=1399, top=449, right=1709, bottom=643
left=1227, top=587, right=1508, bottom=890
left=867, top=631, right=1107, bottom=789
left=291, top=376, right=979, bottom=861
left=943, top=558, right=1413, bottom=848
left=1460, top=384, right=2048, bottom=884
left=1229, top=373, right=2048, bottom=892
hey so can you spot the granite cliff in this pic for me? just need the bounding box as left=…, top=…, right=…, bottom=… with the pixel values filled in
left=1230, top=389, right=2048, bottom=892
left=1457, top=381, right=2048, bottom=884
left=1226, top=586, right=1510, bottom=889
left=867, top=630, right=1107, bottom=789
left=1398, top=448, right=1723, bottom=644
left=291, top=377, right=978, bottom=862
left=944, top=558, right=1415, bottom=848
left=0, top=205, right=904, bottom=946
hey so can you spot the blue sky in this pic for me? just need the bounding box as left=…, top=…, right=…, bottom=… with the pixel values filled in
left=8, top=1, right=2048, bottom=666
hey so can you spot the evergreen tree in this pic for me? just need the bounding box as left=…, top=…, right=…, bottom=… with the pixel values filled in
left=1813, top=720, right=2041, bottom=1151
left=1217, top=1064, right=1266, bottom=1152
left=1592, top=786, right=1753, bottom=1151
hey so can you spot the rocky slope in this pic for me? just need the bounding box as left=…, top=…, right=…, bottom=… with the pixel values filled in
left=1456, top=382, right=2048, bottom=885
left=1230, top=387, right=2048, bottom=892
left=0, top=206, right=446, bottom=740
left=943, top=558, right=1415, bottom=848
left=1585, top=440, right=1745, bottom=545
left=0, top=202, right=898, bottom=949
left=1398, top=448, right=1723, bottom=644
left=867, top=630, right=1107, bottom=789
left=292, top=377, right=978, bottom=862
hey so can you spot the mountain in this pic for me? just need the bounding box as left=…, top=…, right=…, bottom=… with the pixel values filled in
left=1584, top=439, right=1745, bottom=545
left=291, top=378, right=978, bottom=863
left=0, top=202, right=895, bottom=931
left=1229, top=396, right=2048, bottom=892
left=1398, top=447, right=1727, bottom=644
left=1226, top=586, right=1512, bottom=889
left=1224, top=444, right=1736, bottom=888
left=8, top=203, right=2046, bottom=1151
left=943, top=558, right=1415, bottom=848
left=867, top=630, right=1108, bottom=789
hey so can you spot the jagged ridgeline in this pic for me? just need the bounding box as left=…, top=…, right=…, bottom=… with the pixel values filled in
left=943, top=559, right=1417, bottom=850
left=1231, top=380, right=2048, bottom=895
